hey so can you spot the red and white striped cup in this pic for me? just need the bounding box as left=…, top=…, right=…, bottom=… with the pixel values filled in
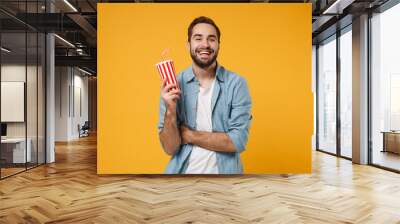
left=156, top=60, right=179, bottom=90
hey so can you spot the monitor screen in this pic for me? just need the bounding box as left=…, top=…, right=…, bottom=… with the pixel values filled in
left=1, top=123, right=7, bottom=137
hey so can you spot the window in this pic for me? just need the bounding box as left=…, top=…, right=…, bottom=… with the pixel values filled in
left=371, top=2, right=400, bottom=171
left=317, top=35, right=337, bottom=154
left=339, top=28, right=352, bottom=158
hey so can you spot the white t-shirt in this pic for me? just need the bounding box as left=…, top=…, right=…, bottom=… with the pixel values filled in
left=185, top=79, right=218, bottom=174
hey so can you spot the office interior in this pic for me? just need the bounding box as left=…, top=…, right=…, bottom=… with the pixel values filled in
left=0, top=0, right=399, bottom=222
left=0, top=0, right=97, bottom=179
left=314, top=0, right=400, bottom=172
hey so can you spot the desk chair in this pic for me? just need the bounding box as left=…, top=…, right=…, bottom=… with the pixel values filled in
left=78, top=121, right=90, bottom=138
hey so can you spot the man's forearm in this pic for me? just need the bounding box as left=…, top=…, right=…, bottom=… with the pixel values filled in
left=190, top=130, right=236, bottom=153
left=159, top=110, right=181, bottom=155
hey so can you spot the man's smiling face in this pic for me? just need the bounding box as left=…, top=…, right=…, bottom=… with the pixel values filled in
left=189, top=23, right=220, bottom=69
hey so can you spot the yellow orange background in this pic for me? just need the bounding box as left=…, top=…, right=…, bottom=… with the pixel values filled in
left=98, top=3, right=312, bottom=174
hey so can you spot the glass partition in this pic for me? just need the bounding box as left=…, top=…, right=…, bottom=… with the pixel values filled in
left=1, top=30, right=28, bottom=177
left=0, top=1, right=46, bottom=179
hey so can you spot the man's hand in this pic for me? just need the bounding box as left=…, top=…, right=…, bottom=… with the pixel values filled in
left=180, top=125, right=193, bottom=144
left=161, top=79, right=181, bottom=112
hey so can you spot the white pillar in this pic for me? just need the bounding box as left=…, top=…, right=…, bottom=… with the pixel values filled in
left=352, top=14, right=369, bottom=164
left=46, top=32, right=55, bottom=163
left=45, top=1, right=55, bottom=163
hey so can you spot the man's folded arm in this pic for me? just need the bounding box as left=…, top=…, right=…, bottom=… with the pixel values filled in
left=182, top=77, right=252, bottom=153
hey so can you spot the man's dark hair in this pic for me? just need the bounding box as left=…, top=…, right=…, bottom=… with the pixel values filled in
left=188, top=16, right=221, bottom=43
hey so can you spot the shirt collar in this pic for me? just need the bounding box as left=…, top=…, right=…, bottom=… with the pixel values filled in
left=185, top=62, right=225, bottom=83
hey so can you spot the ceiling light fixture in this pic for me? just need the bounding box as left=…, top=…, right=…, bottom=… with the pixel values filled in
left=63, top=0, right=78, bottom=12
left=54, top=34, right=75, bottom=48
left=1, top=47, right=11, bottom=53
left=78, top=67, right=93, bottom=76
left=76, top=48, right=85, bottom=55
left=322, top=0, right=353, bottom=15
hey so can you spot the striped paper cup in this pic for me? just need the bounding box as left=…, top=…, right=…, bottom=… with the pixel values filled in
left=156, top=60, right=179, bottom=90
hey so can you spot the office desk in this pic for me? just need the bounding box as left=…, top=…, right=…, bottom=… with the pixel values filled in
left=1, top=138, right=32, bottom=163
left=382, top=131, right=400, bottom=154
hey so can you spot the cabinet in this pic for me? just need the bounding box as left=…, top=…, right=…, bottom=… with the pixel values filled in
left=382, top=132, right=400, bottom=154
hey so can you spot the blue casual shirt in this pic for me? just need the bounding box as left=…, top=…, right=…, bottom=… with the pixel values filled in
left=158, top=63, right=252, bottom=174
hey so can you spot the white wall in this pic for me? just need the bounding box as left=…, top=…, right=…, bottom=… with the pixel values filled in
left=55, top=67, right=89, bottom=141
left=72, top=73, right=89, bottom=138
left=55, top=66, right=70, bottom=141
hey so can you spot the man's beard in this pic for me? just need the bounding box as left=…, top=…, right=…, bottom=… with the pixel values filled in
left=190, top=47, right=218, bottom=69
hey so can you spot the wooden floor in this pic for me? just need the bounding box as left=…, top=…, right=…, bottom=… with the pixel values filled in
left=1, top=135, right=400, bottom=223
left=1, top=163, right=45, bottom=178
left=0, top=167, right=26, bottom=178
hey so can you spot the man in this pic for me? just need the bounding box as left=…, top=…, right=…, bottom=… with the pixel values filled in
left=158, top=16, right=252, bottom=174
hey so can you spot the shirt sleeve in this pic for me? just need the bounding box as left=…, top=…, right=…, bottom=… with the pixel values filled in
left=157, top=91, right=182, bottom=133
left=157, top=96, right=167, bottom=132
left=226, top=77, right=252, bottom=153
